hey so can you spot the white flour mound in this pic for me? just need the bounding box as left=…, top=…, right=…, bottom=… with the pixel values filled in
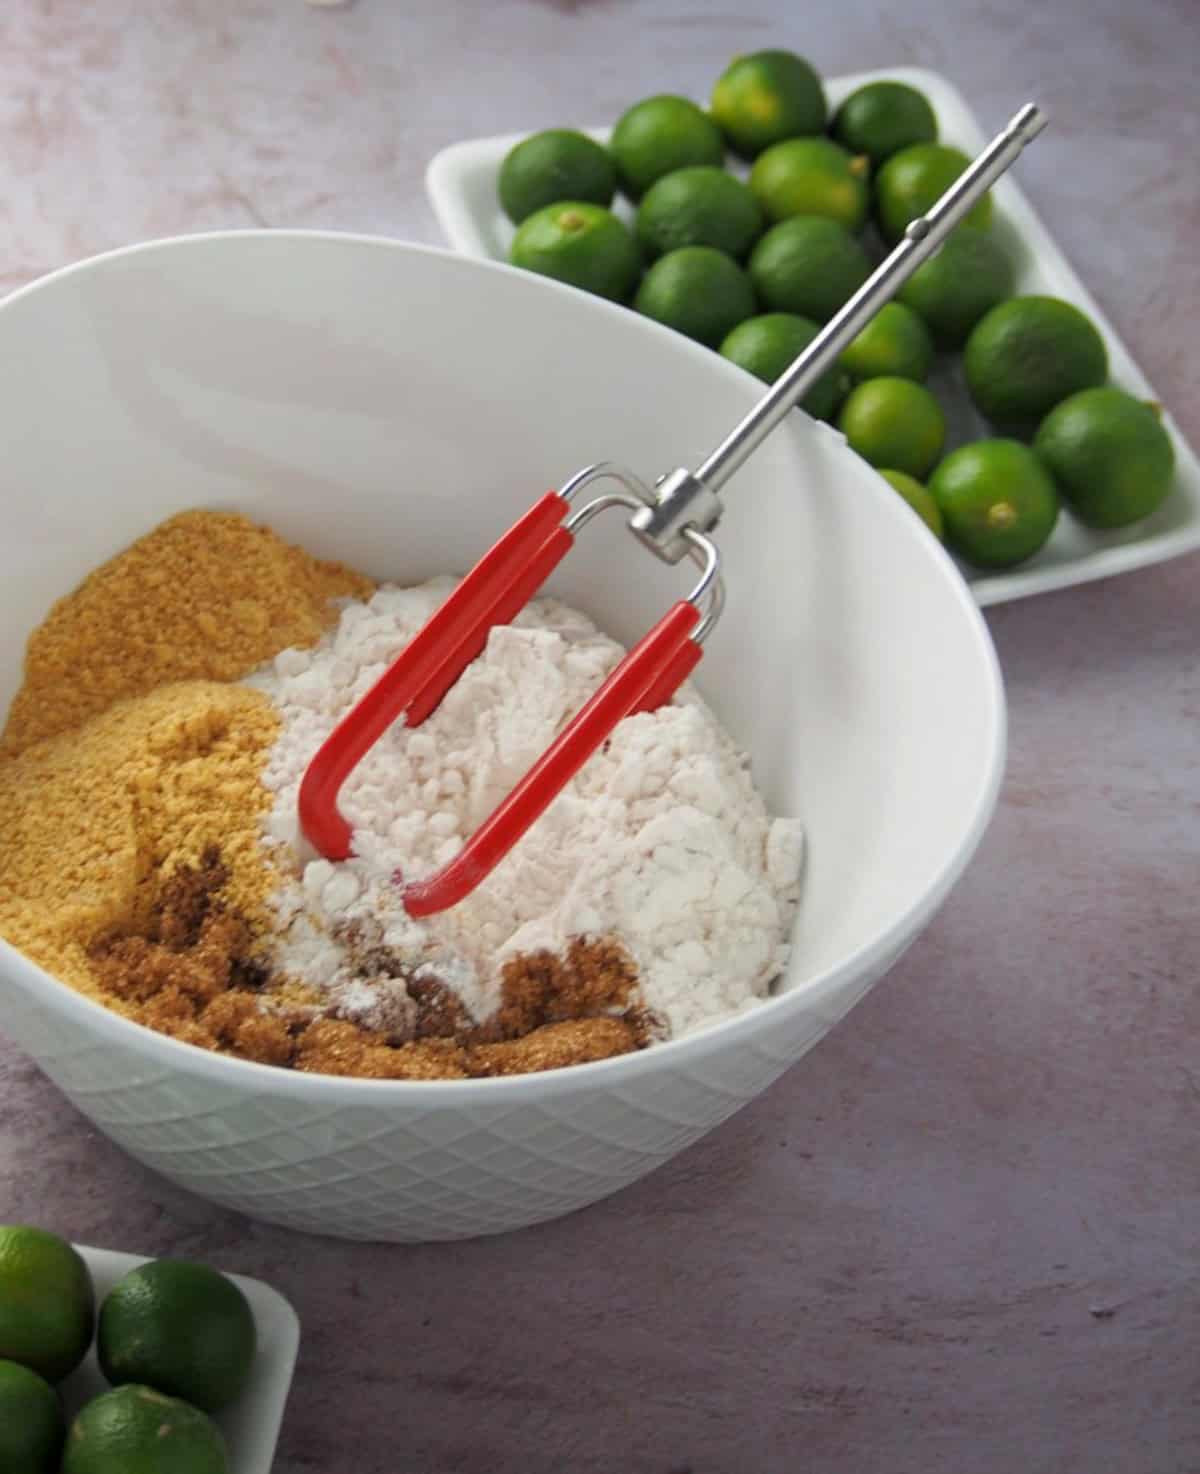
left=246, top=581, right=804, bottom=1039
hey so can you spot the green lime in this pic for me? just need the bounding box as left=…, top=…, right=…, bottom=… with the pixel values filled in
left=879, top=470, right=944, bottom=539
left=0, top=1359, right=64, bottom=1474
left=965, top=295, right=1108, bottom=431
left=875, top=142, right=993, bottom=243
left=633, top=245, right=757, bottom=347
left=509, top=202, right=641, bottom=302
left=62, top=1386, right=227, bottom=1474
left=98, top=1259, right=256, bottom=1415
left=838, top=377, right=946, bottom=478
left=608, top=95, right=724, bottom=199
left=839, top=302, right=933, bottom=384
left=749, top=137, right=870, bottom=230
left=897, top=226, right=1015, bottom=347
left=710, top=49, right=826, bottom=158
left=832, top=81, right=938, bottom=165
left=748, top=215, right=871, bottom=323
left=497, top=129, right=617, bottom=225
left=719, top=313, right=845, bottom=419
left=0, top=1225, right=94, bottom=1384
left=930, top=439, right=1059, bottom=567
left=1034, top=387, right=1175, bottom=528
left=636, top=166, right=764, bottom=260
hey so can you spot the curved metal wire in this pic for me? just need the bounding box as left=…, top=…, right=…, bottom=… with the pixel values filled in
left=681, top=529, right=725, bottom=644
left=562, top=491, right=723, bottom=642
left=558, top=461, right=656, bottom=508
left=562, top=489, right=645, bottom=534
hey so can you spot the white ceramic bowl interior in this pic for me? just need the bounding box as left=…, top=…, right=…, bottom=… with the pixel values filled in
left=0, top=233, right=1004, bottom=1241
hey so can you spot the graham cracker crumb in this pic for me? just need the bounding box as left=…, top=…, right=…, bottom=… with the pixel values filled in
left=0, top=509, right=372, bottom=758
left=0, top=509, right=369, bottom=1009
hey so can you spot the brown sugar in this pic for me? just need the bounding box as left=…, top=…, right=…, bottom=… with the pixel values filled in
left=292, top=984, right=651, bottom=1079
left=464, top=1018, right=644, bottom=1077
left=85, top=849, right=653, bottom=1078
left=89, top=848, right=296, bottom=1060
left=91, top=848, right=261, bottom=1007
left=0, top=509, right=372, bottom=758
left=486, top=937, right=641, bottom=1038
left=294, top=1021, right=472, bottom=1081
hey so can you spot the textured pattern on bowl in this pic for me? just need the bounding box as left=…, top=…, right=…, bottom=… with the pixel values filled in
left=4, top=951, right=889, bottom=1240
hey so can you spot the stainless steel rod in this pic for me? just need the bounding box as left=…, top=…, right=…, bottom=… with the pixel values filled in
left=693, top=103, right=1048, bottom=496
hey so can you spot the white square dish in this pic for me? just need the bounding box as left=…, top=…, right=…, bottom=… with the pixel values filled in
left=425, top=66, right=1200, bottom=606
left=58, top=1245, right=300, bottom=1474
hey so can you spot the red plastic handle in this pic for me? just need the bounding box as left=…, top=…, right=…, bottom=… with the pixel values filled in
left=402, top=601, right=703, bottom=917
left=404, top=524, right=575, bottom=728
left=631, top=639, right=703, bottom=715
left=299, top=492, right=571, bottom=860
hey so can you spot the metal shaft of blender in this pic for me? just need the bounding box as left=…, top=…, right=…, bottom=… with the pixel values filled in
left=692, top=103, right=1048, bottom=498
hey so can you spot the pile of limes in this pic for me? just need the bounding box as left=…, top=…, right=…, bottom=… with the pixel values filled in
left=0, top=1223, right=257, bottom=1474
left=498, top=51, right=1177, bottom=569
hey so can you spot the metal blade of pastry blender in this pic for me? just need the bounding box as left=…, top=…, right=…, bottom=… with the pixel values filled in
left=631, top=103, right=1049, bottom=564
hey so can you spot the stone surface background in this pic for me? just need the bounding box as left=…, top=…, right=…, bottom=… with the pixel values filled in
left=1, top=2, right=1197, bottom=1470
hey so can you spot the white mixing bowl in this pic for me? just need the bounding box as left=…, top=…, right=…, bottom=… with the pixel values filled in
left=0, top=232, right=1004, bottom=1241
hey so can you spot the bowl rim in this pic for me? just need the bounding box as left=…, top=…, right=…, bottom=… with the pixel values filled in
left=0, top=227, right=1007, bottom=1101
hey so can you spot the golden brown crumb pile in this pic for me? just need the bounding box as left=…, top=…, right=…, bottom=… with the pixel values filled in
left=0, top=510, right=369, bottom=1002
left=0, top=510, right=374, bottom=758
left=0, top=509, right=656, bottom=1078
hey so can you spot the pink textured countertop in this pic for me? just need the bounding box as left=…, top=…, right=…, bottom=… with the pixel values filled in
left=2, top=3, right=1197, bottom=1471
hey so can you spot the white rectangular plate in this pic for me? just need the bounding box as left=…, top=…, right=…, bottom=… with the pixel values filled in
left=425, top=66, right=1200, bottom=606
left=59, top=1245, right=300, bottom=1474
